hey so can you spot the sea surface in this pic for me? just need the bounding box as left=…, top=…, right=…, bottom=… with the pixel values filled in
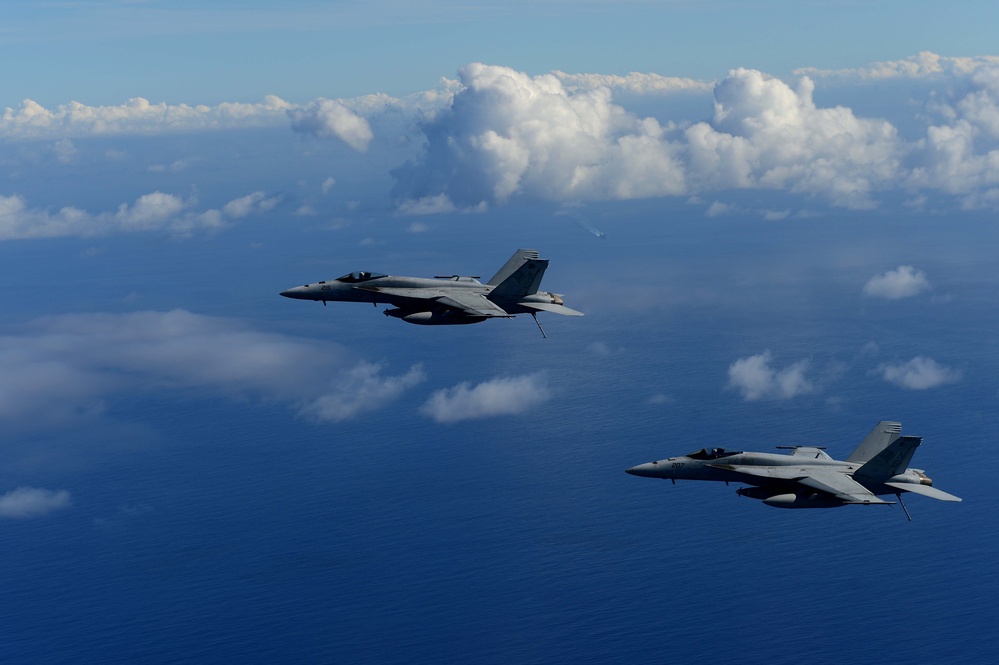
left=2, top=200, right=996, bottom=663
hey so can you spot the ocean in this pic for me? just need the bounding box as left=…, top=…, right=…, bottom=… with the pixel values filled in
left=2, top=199, right=995, bottom=663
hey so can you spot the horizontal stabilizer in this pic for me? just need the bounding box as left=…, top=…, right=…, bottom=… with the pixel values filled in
left=518, top=302, right=584, bottom=316
left=885, top=482, right=962, bottom=502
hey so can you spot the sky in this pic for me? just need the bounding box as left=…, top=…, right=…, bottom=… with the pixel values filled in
left=3, top=2, right=998, bottom=663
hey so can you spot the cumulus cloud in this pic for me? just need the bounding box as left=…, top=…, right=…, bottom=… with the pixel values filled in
left=388, top=63, right=916, bottom=210
left=419, top=372, right=550, bottom=423
left=0, top=487, right=72, bottom=519
left=862, top=265, right=931, bottom=299
left=380, top=58, right=999, bottom=211
left=289, top=99, right=376, bottom=152
left=0, top=190, right=279, bottom=241
left=1, top=95, right=293, bottom=139
left=877, top=356, right=962, bottom=390
left=727, top=350, right=814, bottom=401
left=0, top=310, right=423, bottom=429
left=390, top=57, right=999, bottom=211
left=685, top=69, right=903, bottom=208
left=392, top=63, right=687, bottom=209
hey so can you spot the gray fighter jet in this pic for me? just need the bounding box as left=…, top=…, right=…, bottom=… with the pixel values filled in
left=280, top=249, right=582, bottom=336
left=626, top=421, right=961, bottom=520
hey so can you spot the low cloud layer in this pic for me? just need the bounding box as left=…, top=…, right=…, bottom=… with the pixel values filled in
left=0, top=190, right=281, bottom=241
left=1, top=96, right=292, bottom=139
left=727, top=351, right=814, bottom=401
left=795, top=52, right=999, bottom=81
left=8, top=52, right=999, bottom=231
left=419, top=372, right=550, bottom=423
left=863, top=265, right=931, bottom=299
left=0, top=487, right=72, bottom=519
left=0, top=310, right=423, bottom=428
left=877, top=356, right=962, bottom=390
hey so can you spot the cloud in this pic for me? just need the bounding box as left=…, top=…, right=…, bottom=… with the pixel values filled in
left=0, top=310, right=423, bottom=429
left=862, top=265, right=931, bottom=299
left=685, top=69, right=903, bottom=209
left=877, top=356, right=962, bottom=390
left=0, top=190, right=279, bottom=241
left=419, top=372, right=550, bottom=423
left=795, top=52, right=999, bottom=81
left=289, top=99, right=375, bottom=152
left=389, top=64, right=912, bottom=210
left=394, top=193, right=461, bottom=216
left=298, top=363, right=426, bottom=422
left=11, top=53, right=999, bottom=216
left=1, top=95, right=293, bottom=139
left=392, top=63, right=687, bottom=208
left=0, top=487, right=72, bottom=519
left=222, top=191, right=282, bottom=218
left=375, top=57, right=999, bottom=212
left=727, top=351, right=814, bottom=401
left=552, top=71, right=713, bottom=95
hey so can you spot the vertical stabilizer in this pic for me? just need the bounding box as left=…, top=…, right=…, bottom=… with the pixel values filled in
left=489, top=258, right=549, bottom=300
left=847, top=421, right=901, bottom=463
left=855, top=435, right=921, bottom=482
left=487, top=249, right=540, bottom=286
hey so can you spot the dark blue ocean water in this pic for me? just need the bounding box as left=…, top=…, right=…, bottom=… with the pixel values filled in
left=2, top=199, right=996, bottom=663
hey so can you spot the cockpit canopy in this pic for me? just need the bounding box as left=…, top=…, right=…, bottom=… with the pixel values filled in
left=336, top=271, right=387, bottom=283
left=686, top=447, right=742, bottom=460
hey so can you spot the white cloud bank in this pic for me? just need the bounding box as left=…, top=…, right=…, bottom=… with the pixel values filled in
left=0, top=310, right=424, bottom=428
left=387, top=57, right=999, bottom=212
left=0, top=190, right=281, bottom=241
left=1, top=96, right=292, bottom=139
left=877, top=356, right=962, bottom=390
left=10, top=53, right=999, bottom=216
left=0, top=487, right=72, bottom=519
left=862, top=265, right=931, bottom=299
left=796, top=52, right=999, bottom=81
left=419, top=372, right=550, bottom=423
left=727, top=351, right=814, bottom=401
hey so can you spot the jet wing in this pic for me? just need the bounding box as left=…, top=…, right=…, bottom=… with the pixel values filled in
left=359, top=286, right=512, bottom=318
left=435, top=292, right=512, bottom=318
left=796, top=469, right=894, bottom=504
left=884, top=482, right=962, bottom=502
left=708, top=464, right=893, bottom=505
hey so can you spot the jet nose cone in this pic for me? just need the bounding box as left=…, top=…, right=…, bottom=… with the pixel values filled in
left=625, top=462, right=659, bottom=478
left=280, top=286, right=307, bottom=299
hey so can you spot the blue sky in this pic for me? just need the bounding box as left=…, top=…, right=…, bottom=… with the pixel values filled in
left=3, top=3, right=997, bottom=662
left=4, top=1, right=999, bottom=105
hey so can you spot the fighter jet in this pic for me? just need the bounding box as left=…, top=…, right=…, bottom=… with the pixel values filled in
left=280, top=249, right=582, bottom=336
left=626, top=421, right=961, bottom=520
